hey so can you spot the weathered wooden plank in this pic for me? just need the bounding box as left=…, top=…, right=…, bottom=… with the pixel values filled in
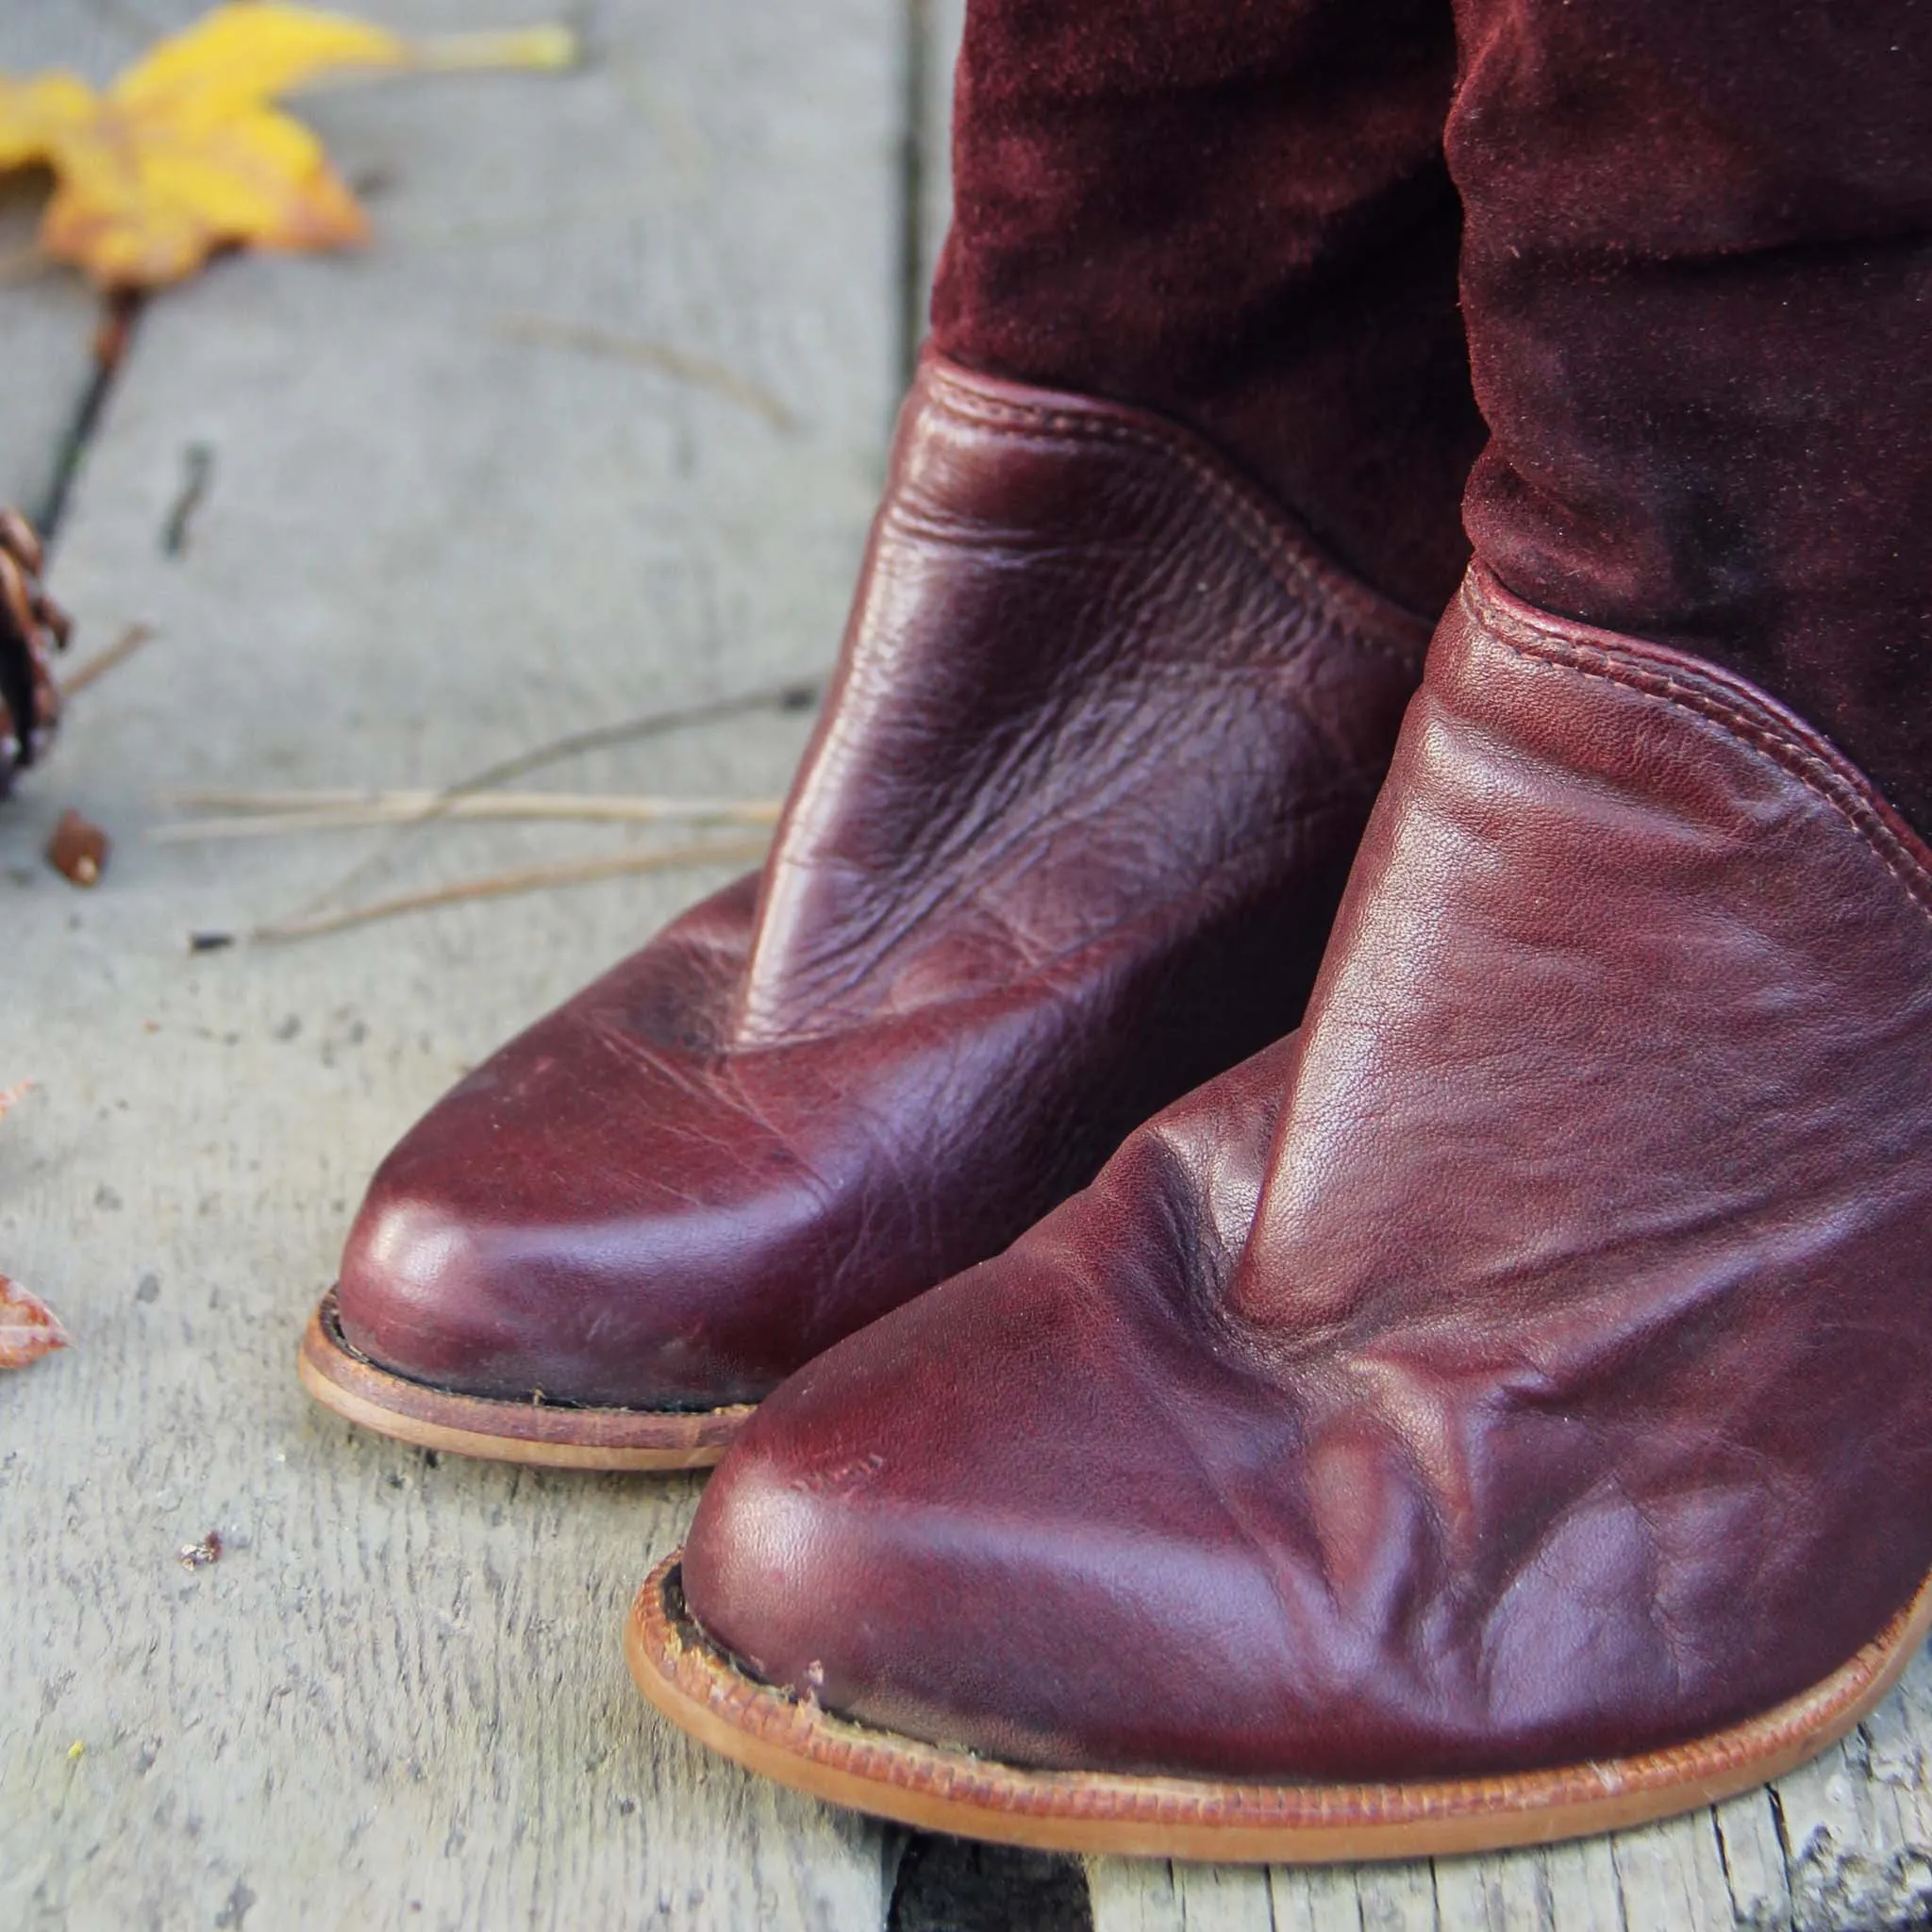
left=1607, top=1811, right=1731, bottom=1932
left=1710, top=1791, right=1790, bottom=1930
left=0, top=1, right=898, bottom=1924
left=1776, top=1700, right=1932, bottom=1932
left=1274, top=1862, right=1385, bottom=1932
left=1433, top=1851, right=1551, bottom=1930
left=1087, top=1860, right=1188, bottom=1932
left=1539, top=1839, right=1623, bottom=1932
left=1174, top=1861, right=1277, bottom=1928
left=1087, top=1857, right=1281, bottom=1932
left=1354, top=1861, right=1441, bottom=1931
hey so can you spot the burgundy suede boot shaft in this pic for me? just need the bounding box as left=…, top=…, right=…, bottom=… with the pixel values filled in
left=936, top=0, right=1485, bottom=614
left=1449, top=0, right=1932, bottom=832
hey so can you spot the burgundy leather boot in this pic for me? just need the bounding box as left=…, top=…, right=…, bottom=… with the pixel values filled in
left=631, top=0, right=1932, bottom=1859
left=300, top=0, right=1481, bottom=1468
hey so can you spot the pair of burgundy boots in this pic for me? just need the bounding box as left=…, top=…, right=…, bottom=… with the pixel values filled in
left=300, top=0, right=1932, bottom=1861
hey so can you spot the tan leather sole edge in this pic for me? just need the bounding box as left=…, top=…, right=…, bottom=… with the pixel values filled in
left=298, top=1292, right=754, bottom=1471
left=625, top=1553, right=1932, bottom=1862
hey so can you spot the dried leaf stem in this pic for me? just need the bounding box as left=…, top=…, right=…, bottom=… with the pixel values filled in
left=251, top=836, right=771, bottom=945
left=150, top=789, right=784, bottom=841
left=499, top=314, right=794, bottom=432
left=62, top=622, right=155, bottom=695
left=266, top=677, right=819, bottom=932
left=291, top=25, right=580, bottom=86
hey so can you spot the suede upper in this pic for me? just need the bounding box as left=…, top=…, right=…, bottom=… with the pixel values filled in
left=1449, top=0, right=1932, bottom=835
left=934, top=0, right=1484, bottom=614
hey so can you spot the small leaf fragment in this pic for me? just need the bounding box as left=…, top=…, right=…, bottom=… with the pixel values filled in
left=47, top=808, right=109, bottom=887
left=178, top=1529, right=224, bottom=1569
left=0, top=1276, right=69, bottom=1370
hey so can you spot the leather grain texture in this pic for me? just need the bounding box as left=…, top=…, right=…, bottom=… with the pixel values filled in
left=334, top=357, right=1425, bottom=1411
left=685, top=565, right=1932, bottom=1781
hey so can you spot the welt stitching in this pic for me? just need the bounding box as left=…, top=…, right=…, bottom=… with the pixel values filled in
left=926, top=378, right=1425, bottom=675
left=1481, top=610, right=1932, bottom=928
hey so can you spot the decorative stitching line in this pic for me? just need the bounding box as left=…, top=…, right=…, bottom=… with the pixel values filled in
left=923, top=364, right=1430, bottom=677
left=1465, top=575, right=1932, bottom=933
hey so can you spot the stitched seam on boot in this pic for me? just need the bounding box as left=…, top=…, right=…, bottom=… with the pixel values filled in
left=1466, top=580, right=1932, bottom=926
left=923, top=368, right=1429, bottom=677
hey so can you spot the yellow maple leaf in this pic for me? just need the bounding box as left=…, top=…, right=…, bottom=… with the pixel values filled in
left=0, top=4, right=575, bottom=291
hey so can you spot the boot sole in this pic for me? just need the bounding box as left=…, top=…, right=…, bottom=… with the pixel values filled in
left=298, top=1291, right=754, bottom=1470
left=625, top=1552, right=1932, bottom=1861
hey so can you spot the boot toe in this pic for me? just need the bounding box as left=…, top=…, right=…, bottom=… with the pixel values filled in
left=332, top=1045, right=838, bottom=1411
left=677, top=1094, right=1314, bottom=1779
left=331, top=881, right=835, bottom=1411
left=335, top=1152, right=560, bottom=1402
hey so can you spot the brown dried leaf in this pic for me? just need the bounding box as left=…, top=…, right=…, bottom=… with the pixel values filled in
left=178, top=1529, right=223, bottom=1568
left=0, top=1275, right=68, bottom=1369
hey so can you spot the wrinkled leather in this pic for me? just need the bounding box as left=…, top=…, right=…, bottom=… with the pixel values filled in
left=336, top=355, right=1426, bottom=1411
left=685, top=565, right=1932, bottom=1780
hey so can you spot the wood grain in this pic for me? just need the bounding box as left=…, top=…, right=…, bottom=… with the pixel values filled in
left=0, top=1, right=895, bottom=1924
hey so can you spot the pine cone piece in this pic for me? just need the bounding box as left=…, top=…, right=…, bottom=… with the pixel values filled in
left=0, top=509, right=70, bottom=798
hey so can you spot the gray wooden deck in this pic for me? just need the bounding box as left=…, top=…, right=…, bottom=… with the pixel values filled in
left=1, top=5, right=1926, bottom=1926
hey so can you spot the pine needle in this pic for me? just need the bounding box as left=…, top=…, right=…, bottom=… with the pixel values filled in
left=149, top=789, right=783, bottom=841
left=263, top=677, right=819, bottom=932
left=246, top=836, right=771, bottom=945
left=62, top=623, right=156, bottom=695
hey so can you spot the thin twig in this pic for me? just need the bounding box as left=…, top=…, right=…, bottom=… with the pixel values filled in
left=247, top=837, right=772, bottom=946
left=268, top=678, right=819, bottom=931
left=62, top=622, right=156, bottom=695
left=289, top=25, right=580, bottom=91
left=149, top=791, right=784, bottom=841
left=499, top=314, right=795, bottom=432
